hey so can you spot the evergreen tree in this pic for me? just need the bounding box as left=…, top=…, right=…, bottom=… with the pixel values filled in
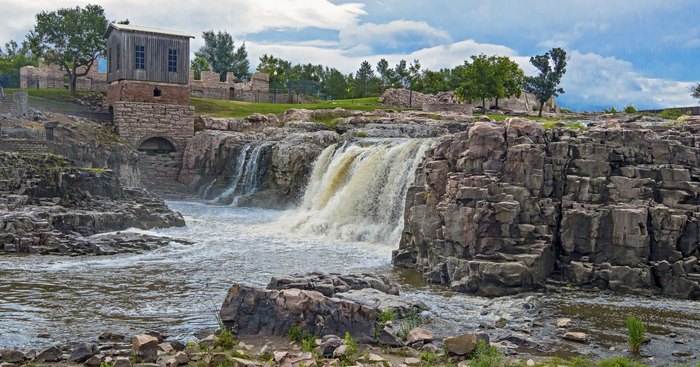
left=355, top=61, right=374, bottom=98
left=196, top=31, right=250, bottom=82
left=691, top=83, right=700, bottom=102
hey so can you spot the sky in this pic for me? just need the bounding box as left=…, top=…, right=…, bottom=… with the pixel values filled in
left=1, top=0, right=699, bottom=111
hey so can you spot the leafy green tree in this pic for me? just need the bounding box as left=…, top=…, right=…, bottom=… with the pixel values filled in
left=190, top=55, right=210, bottom=80
left=624, top=104, right=637, bottom=113
left=27, top=4, right=108, bottom=94
left=524, top=47, right=568, bottom=117
left=454, top=54, right=497, bottom=109
left=323, top=68, right=349, bottom=99
left=257, top=54, right=292, bottom=92
left=415, top=68, right=451, bottom=94
left=492, top=56, right=524, bottom=108
left=691, top=83, right=700, bottom=102
left=196, top=30, right=250, bottom=82
left=0, top=40, right=37, bottom=87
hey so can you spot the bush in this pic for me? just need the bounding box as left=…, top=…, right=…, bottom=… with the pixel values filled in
left=658, top=108, right=687, bottom=119
left=467, top=340, right=502, bottom=367
left=355, top=131, right=368, bottom=138
left=623, top=105, right=637, bottom=113
left=626, top=316, right=646, bottom=354
left=397, top=311, right=422, bottom=341
left=560, top=107, right=574, bottom=114
left=214, top=327, right=237, bottom=350
left=603, top=107, right=618, bottom=114
left=379, top=308, right=395, bottom=323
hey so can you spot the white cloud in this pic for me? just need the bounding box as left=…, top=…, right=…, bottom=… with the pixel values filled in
left=539, top=22, right=610, bottom=48
left=338, top=20, right=451, bottom=54
left=560, top=51, right=695, bottom=109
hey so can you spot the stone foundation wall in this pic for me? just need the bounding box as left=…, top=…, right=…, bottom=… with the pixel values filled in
left=188, top=71, right=270, bottom=101
left=112, top=101, right=194, bottom=189
left=107, top=81, right=190, bottom=107
left=20, top=64, right=107, bottom=91
left=0, top=139, right=53, bottom=153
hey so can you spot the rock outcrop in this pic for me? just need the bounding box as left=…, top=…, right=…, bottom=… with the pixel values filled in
left=0, top=153, right=185, bottom=255
left=394, top=119, right=700, bottom=299
left=220, top=284, right=379, bottom=342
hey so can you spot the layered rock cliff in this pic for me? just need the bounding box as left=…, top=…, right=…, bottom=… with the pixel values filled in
left=394, top=119, right=700, bottom=299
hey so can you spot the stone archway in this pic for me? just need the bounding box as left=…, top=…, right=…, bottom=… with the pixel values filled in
left=137, top=136, right=176, bottom=155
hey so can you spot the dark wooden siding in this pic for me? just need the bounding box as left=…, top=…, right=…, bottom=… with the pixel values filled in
left=107, top=30, right=190, bottom=84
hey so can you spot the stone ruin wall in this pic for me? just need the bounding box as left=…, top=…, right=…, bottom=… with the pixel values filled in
left=20, top=63, right=107, bottom=91
left=0, top=90, right=28, bottom=117
left=379, top=88, right=558, bottom=113
left=189, top=71, right=270, bottom=102
left=107, top=81, right=190, bottom=107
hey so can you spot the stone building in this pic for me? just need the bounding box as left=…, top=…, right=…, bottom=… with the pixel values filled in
left=105, top=23, right=195, bottom=190
left=189, top=71, right=270, bottom=102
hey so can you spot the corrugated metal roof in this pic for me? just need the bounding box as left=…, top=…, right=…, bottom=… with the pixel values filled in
left=106, top=23, right=194, bottom=38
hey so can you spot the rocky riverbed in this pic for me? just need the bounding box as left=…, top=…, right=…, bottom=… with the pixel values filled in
left=0, top=153, right=185, bottom=255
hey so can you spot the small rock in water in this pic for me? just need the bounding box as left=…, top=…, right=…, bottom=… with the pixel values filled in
left=563, top=332, right=588, bottom=343
left=132, top=334, right=159, bottom=363
left=36, top=346, right=61, bottom=362
left=69, top=343, right=98, bottom=363
left=556, top=318, right=572, bottom=328
left=675, top=338, right=689, bottom=345
left=672, top=350, right=693, bottom=357
left=495, top=318, right=507, bottom=328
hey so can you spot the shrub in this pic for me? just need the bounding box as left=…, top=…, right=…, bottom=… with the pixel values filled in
left=603, top=107, right=618, bottom=114
left=397, top=311, right=422, bottom=341
left=658, top=108, right=687, bottom=119
left=467, top=340, right=502, bottom=367
left=379, top=308, right=395, bottom=323
left=623, top=105, right=637, bottom=113
left=626, top=316, right=646, bottom=354
left=214, top=327, right=237, bottom=350
left=344, top=332, right=358, bottom=356
left=355, top=131, right=368, bottom=138
left=560, top=107, right=574, bottom=114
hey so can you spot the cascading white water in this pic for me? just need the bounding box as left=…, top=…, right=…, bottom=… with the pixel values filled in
left=214, top=143, right=252, bottom=203
left=278, top=138, right=433, bottom=244
left=213, top=142, right=272, bottom=205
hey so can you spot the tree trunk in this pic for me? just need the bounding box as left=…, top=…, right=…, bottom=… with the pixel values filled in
left=538, top=101, right=545, bottom=117
left=495, top=97, right=499, bottom=109
left=69, top=67, right=77, bottom=95
left=481, top=97, right=486, bottom=111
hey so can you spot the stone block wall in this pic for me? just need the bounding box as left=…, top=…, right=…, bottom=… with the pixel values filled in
left=0, top=139, right=53, bottom=153
left=20, top=64, right=106, bottom=91
left=0, top=91, right=28, bottom=117
left=188, top=71, right=270, bottom=101
left=107, top=81, right=190, bottom=107
left=112, top=101, right=194, bottom=190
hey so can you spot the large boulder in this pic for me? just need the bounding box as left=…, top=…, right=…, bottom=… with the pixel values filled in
left=220, top=284, right=378, bottom=342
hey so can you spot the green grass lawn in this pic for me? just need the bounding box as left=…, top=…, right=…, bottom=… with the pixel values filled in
left=190, top=96, right=409, bottom=118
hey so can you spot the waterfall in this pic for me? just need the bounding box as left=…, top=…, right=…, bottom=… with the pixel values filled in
left=279, top=138, right=433, bottom=244
left=212, top=142, right=271, bottom=205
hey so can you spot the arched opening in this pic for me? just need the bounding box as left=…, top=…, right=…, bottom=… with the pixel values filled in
left=137, top=137, right=175, bottom=155
left=153, top=88, right=162, bottom=97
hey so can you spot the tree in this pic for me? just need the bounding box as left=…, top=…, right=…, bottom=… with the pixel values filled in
left=190, top=55, right=210, bottom=80
left=524, top=47, right=568, bottom=117
left=0, top=40, right=37, bottom=88
left=27, top=4, right=108, bottom=94
left=355, top=61, right=374, bottom=98
left=492, top=56, right=524, bottom=108
left=256, top=54, right=292, bottom=92
left=376, top=58, right=393, bottom=91
left=454, top=54, right=497, bottom=109
left=691, top=83, right=700, bottom=101
left=196, top=31, right=250, bottom=82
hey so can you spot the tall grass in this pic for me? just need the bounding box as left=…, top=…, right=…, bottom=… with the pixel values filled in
left=626, top=316, right=646, bottom=354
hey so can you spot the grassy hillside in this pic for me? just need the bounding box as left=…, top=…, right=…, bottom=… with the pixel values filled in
left=190, top=97, right=404, bottom=118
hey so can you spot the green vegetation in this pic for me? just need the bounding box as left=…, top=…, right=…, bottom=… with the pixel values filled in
left=598, top=357, right=648, bottom=367
left=626, top=316, right=646, bottom=354
left=559, top=107, right=574, bottom=114
left=27, top=4, right=109, bottom=94
left=397, top=311, right=423, bottom=341
left=214, top=327, right=237, bottom=350
left=338, top=332, right=360, bottom=367
left=454, top=54, right=524, bottom=109
left=196, top=30, right=250, bottom=81
left=524, top=48, right=568, bottom=117
left=624, top=105, right=637, bottom=113
left=466, top=340, right=503, bottom=367
left=541, top=121, right=587, bottom=130
left=355, top=131, right=368, bottom=138
left=379, top=308, right=395, bottom=323
left=691, top=82, right=700, bottom=102
left=658, top=108, right=686, bottom=119
left=191, top=96, right=398, bottom=118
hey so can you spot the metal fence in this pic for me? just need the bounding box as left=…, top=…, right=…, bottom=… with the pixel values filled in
left=189, top=87, right=322, bottom=104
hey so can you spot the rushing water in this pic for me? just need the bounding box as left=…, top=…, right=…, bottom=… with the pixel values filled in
left=1, top=137, right=699, bottom=363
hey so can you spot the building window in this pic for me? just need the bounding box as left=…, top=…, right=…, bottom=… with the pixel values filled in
left=168, top=49, right=177, bottom=72
left=135, top=45, right=145, bottom=70
left=116, top=45, right=121, bottom=70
